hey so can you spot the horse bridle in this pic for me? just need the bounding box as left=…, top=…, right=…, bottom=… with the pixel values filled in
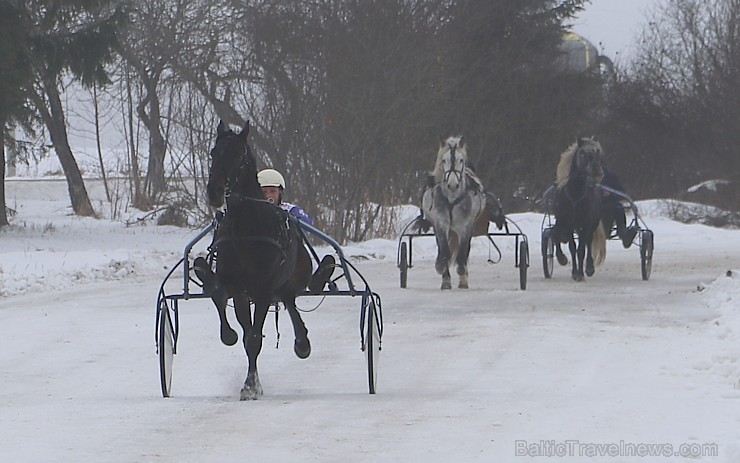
left=443, top=144, right=464, bottom=186
left=223, top=138, right=254, bottom=196
left=563, top=147, right=603, bottom=204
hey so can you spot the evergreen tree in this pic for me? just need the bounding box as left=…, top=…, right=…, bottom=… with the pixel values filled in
left=0, top=0, right=34, bottom=226
left=11, top=0, right=125, bottom=218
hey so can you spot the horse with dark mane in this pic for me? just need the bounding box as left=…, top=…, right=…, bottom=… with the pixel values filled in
left=551, top=137, right=607, bottom=281
left=421, top=136, right=486, bottom=289
left=201, top=120, right=313, bottom=400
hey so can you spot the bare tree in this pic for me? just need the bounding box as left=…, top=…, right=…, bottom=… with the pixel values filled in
left=117, top=0, right=199, bottom=208
left=30, top=79, right=96, bottom=216
left=602, top=0, right=740, bottom=199
left=161, top=0, right=592, bottom=238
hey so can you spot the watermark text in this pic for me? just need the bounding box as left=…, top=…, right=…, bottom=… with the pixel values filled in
left=514, top=440, right=718, bottom=458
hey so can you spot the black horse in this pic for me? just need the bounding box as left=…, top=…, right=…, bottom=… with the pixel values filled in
left=551, top=137, right=607, bottom=281
left=201, top=120, right=313, bottom=400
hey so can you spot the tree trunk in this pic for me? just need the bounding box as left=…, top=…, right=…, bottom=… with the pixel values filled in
left=122, top=65, right=146, bottom=210
left=0, top=135, right=9, bottom=228
left=37, top=79, right=96, bottom=217
left=92, top=85, right=111, bottom=202
left=138, top=74, right=166, bottom=200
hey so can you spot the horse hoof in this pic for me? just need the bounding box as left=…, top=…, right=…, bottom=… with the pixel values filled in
left=220, top=327, right=238, bottom=346
left=571, top=273, right=585, bottom=282
left=294, top=338, right=311, bottom=359
left=586, top=266, right=595, bottom=277
left=557, top=255, right=568, bottom=266
left=240, top=385, right=263, bottom=401
left=458, top=282, right=469, bottom=289
left=441, top=281, right=452, bottom=290
left=240, top=372, right=263, bottom=400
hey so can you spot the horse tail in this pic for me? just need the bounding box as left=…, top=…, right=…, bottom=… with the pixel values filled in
left=449, top=230, right=459, bottom=261
left=591, top=221, right=607, bottom=265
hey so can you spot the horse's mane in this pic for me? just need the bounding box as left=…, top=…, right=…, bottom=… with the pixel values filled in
left=556, top=141, right=578, bottom=189
left=432, top=136, right=465, bottom=183
left=556, top=137, right=602, bottom=189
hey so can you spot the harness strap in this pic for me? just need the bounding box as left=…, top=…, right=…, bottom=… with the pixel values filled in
left=220, top=194, right=294, bottom=266
left=562, top=177, right=598, bottom=221
left=430, top=179, right=484, bottom=223
left=212, top=234, right=285, bottom=251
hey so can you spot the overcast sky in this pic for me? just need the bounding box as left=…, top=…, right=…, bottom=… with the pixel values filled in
left=570, top=0, right=665, bottom=62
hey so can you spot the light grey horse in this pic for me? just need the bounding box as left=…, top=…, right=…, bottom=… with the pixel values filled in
left=421, top=136, right=486, bottom=289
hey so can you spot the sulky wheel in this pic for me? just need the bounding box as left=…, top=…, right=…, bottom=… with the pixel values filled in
left=640, top=230, right=654, bottom=281
left=519, top=239, right=529, bottom=290
left=158, top=301, right=175, bottom=398
left=364, top=295, right=381, bottom=394
left=541, top=228, right=555, bottom=279
left=399, top=241, right=408, bottom=288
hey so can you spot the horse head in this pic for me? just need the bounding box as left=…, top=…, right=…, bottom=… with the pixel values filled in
left=556, top=137, right=605, bottom=189
left=573, top=138, right=605, bottom=184
left=434, top=136, right=467, bottom=193
left=207, top=120, right=260, bottom=208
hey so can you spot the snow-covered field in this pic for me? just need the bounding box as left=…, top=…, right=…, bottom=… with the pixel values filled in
left=1, top=179, right=738, bottom=462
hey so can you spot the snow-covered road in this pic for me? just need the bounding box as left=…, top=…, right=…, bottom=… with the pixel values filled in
left=1, top=181, right=738, bottom=461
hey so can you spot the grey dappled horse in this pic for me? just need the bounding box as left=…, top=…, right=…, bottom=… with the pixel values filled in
left=421, top=136, right=486, bottom=289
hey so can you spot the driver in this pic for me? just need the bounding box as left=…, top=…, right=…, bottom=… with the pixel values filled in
left=601, top=167, right=639, bottom=248
left=257, top=169, right=314, bottom=225
left=257, top=168, right=334, bottom=292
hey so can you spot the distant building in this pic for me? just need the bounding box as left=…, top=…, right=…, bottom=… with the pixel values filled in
left=557, top=32, right=614, bottom=82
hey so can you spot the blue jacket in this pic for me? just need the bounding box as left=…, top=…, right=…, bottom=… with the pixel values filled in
left=280, top=202, right=313, bottom=226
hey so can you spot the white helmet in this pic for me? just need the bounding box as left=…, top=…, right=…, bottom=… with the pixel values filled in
left=257, top=169, right=285, bottom=189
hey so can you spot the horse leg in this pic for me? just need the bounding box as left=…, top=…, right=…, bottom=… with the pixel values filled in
left=586, top=254, right=595, bottom=277
left=552, top=224, right=569, bottom=266
left=434, top=231, right=452, bottom=290
left=456, top=234, right=472, bottom=289
left=457, top=271, right=468, bottom=289
left=555, top=243, right=569, bottom=266
left=441, top=267, right=452, bottom=290
left=240, top=297, right=269, bottom=400
left=584, top=232, right=596, bottom=277
left=575, top=236, right=588, bottom=281
left=568, top=237, right=583, bottom=281
left=232, top=294, right=254, bottom=394
left=211, top=284, right=238, bottom=346
left=284, top=296, right=311, bottom=359
left=434, top=232, right=450, bottom=275
left=233, top=292, right=252, bottom=335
